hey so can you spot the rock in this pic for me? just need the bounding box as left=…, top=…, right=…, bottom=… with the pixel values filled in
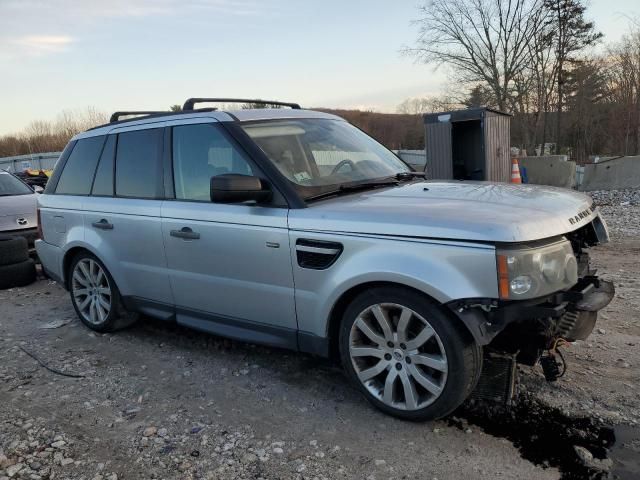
left=157, top=428, right=168, bottom=437
left=272, top=447, right=284, bottom=454
left=60, top=458, right=74, bottom=466
left=142, top=426, right=157, bottom=437
left=5, top=464, right=23, bottom=478
left=0, top=454, right=14, bottom=469
left=309, top=440, right=318, bottom=447
left=242, top=453, right=258, bottom=463
left=574, top=445, right=593, bottom=465
left=50, top=440, right=66, bottom=449
left=594, top=457, right=613, bottom=472
left=374, top=459, right=386, bottom=467
left=597, top=328, right=606, bottom=335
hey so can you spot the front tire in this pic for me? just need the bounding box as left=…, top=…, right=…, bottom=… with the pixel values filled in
left=68, top=252, right=137, bottom=332
left=339, top=286, right=481, bottom=421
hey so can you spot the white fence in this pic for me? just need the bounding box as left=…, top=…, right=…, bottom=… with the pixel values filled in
left=394, top=150, right=427, bottom=171
left=0, top=152, right=61, bottom=172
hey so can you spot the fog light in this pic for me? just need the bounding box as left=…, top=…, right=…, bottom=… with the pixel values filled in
left=510, top=275, right=532, bottom=295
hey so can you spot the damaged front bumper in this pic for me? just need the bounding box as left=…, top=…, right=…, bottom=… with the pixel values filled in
left=449, top=275, right=615, bottom=347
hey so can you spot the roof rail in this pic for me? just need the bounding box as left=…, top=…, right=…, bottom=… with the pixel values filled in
left=109, top=111, right=169, bottom=123
left=182, top=98, right=301, bottom=111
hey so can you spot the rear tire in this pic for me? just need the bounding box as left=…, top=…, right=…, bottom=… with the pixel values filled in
left=68, top=252, right=138, bottom=332
left=0, top=258, right=36, bottom=289
left=0, top=235, right=29, bottom=266
left=339, top=286, right=482, bottom=421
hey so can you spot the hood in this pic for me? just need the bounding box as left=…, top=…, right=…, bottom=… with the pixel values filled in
left=289, top=181, right=597, bottom=243
left=0, top=193, right=38, bottom=231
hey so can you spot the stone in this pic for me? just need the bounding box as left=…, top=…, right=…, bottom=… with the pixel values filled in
left=272, top=447, right=284, bottom=454
left=574, top=445, right=593, bottom=465
left=60, top=458, right=74, bottom=466
left=242, top=453, right=258, bottom=463
left=50, top=441, right=66, bottom=449
left=5, top=464, right=23, bottom=478
left=142, top=426, right=157, bottom=437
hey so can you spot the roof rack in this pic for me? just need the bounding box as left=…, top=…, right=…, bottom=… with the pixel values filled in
left=182, top=98, right=301, bottom=111
left=109, top=111, right=169, bottom=123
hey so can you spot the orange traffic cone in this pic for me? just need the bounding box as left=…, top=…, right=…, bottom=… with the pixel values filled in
left=511, top=158, right=522, bottom=184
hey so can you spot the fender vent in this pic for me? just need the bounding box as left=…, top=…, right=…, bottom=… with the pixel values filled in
left=296, top=239, right=343, bottom=270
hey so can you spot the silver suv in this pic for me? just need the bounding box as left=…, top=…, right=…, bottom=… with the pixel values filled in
left=36, top=98, right=614, bottom=420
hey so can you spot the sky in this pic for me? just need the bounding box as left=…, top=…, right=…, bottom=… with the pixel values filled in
left=0, top=0, right=638, bottom=136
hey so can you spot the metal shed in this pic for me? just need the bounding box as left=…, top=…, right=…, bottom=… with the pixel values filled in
left=423, top=107, right=511, bottom=182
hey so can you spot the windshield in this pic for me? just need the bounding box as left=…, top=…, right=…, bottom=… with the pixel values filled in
left=0, top=173, right=33, bottom=196
left=241, top=119, right=410, bottom=199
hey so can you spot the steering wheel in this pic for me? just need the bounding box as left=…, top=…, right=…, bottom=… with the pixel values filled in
left=331, top=159, right=356, bottom=176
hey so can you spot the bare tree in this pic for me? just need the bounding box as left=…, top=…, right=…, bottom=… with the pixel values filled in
left=607, top=29, right=640, bottom=155
left=0, top=107, right=107, bottom=157
left=396, top=95, right=459, bottom=114
left=544, top=0, right=602, bottom=153
left=406, top=0, right=548, bottom=111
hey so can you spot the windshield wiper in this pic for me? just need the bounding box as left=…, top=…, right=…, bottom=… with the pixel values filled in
left=305, top=180, right=399, bottom=202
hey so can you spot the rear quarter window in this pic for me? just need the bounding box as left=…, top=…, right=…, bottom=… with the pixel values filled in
left=55, top=136, right=106, bottom=195
left=91, top=135, right=116, bottom=196
left=115, top=129, right=163, bottom=198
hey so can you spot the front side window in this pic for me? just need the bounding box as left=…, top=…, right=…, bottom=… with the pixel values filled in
left=0, top=172, right=33, bottom=196
left=242, top=119, right=409, bottom=199
left=115, top=129, right=162, bottom=198
left=55, top=136, right=106, bottom=195
left=172, top=123, right=254, bottom=201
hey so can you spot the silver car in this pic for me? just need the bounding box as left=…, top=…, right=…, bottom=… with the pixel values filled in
left=36, top=99, right=614, bottom=420
left=0, top=171, right=40, bottom=246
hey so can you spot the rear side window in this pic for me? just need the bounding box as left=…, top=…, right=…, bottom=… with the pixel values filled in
left=55, top=136, right=106, bottom=195
left=115, top=129, right=163, bottom=198
left=91, top=135, right=116, bottom=196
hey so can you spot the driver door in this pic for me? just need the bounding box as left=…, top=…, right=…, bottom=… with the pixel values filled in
left=161, top=121, right=297, bottom=348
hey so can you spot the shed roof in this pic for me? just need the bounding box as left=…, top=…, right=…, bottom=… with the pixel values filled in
left=424, top=107, right=512, bottom=124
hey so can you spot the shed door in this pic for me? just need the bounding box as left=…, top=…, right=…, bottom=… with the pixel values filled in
left=425, top=122, right=452, bottom=179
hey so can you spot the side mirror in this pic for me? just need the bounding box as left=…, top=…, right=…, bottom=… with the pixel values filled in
left=33, top=185, right=44, bottom=194
left=210, top=174, right=272, bottom=204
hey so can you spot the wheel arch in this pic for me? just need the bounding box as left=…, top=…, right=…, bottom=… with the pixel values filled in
left=61, top=244, right=111, bottom=290
left=325, top=281, right=477, bottom=362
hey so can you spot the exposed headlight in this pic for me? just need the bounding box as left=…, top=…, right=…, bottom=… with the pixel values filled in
left=496, top=238, right=578, bottom=300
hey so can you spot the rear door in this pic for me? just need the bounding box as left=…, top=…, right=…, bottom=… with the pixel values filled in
left=81, top=125, right=173, bottom=307
left=160, top=121, right=297, bottom=347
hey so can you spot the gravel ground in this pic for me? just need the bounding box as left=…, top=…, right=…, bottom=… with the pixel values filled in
left=0, top=189, right=638, bottom=480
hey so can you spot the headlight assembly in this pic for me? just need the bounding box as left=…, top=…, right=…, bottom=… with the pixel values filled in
left=496, top=238, right=578, bottom=300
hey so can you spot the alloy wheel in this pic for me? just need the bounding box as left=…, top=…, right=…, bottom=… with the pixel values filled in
left=349, top=302, right=448, bottom=410
left=71, top=258, right=112, bottom=325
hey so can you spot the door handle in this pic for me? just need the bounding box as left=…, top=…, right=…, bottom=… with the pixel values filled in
left=170, top=227, right=200, bottom=240
left=92, top=219, right=113, bottom=230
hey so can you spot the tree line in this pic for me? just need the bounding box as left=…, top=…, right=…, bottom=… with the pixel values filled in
left=400, top=0, right=640, bottom=162
left=0, top=106, right=425, bottom=159
left=0, top=108, right=108, bottom=158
